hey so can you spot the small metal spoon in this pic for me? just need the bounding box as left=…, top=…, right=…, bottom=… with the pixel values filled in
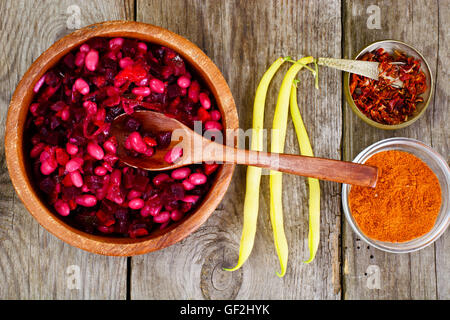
left=317, top=57, right=404, bottom=88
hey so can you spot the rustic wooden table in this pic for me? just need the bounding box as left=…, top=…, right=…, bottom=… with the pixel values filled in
left=0, top=0, right=448, bottom=300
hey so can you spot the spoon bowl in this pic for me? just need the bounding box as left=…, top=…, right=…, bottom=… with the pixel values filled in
left=111, top=110, right=194, bottom=171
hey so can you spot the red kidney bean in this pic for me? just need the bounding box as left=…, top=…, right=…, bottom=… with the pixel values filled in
left=138, top=77, right=149, bottom=86
left=74, top=78, right=90, bottom=95
left=164, top=147, right=183, bottom=164
left=94, top=166, right=107, bottom=176
left=30, top=103, right=39, bottom=116
left=149, top=78, right=165, bottom=93
left=210, top=110, right=221, bottom=121
left=182, top=179, right=195, bottom=191
left=199, top=92, right=211, bottom=109
left=182, top=195, right=200, bottom=203
left=61, top=107, right=70, bottom=121
left=170, top=209, right=183, bottom=221
left=103, top=140, right=117, bottom=154
left=74, top=51, right=86, bottom=67
left=39, top=149, right=51, bottom=163
left=197, top=107, right=211, bottom=122
left=188, top=80, right=200, bottom=102
left=40, top=159, right=57, bottom=175
left=87, top=142, right=104, bottom=160
left=171, top=167, right=191, bottom=180
left=177, top=75, right=191, bottom=88
left=75, top=195, right=97, bottom=207
left=54, top=200, right=70, bottom=216
left=153, top=211, right=170, bottom=224
left=33, top=74, right=46, bottom=93
left=66, top=143, right=79, bottom=155
left=79, top=43, right=90, bottom=53
left=204, top=120, right=223, bottom=131
left=153, top=173, right=170, bottom=186
left=129, top=198, right=145, bottom=210
left=109, top=37, right=124, bottom=50
left=70, top=170, right=83, bottom=188
left=128, top=132, right=147, bottom=153
left=85, top=50, right=99, bottom=71
left=119, top=57, right=134, bottom=69
left=188, top=173, right=207, bottom=185
left=65, top=157, right=83, bottom=172
left=132, top=86, right=151, bottom=97
left=137, top=42, right=147, bottom=52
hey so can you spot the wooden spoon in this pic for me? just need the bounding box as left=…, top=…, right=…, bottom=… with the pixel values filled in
left=111, top=110, right=378, bottom=187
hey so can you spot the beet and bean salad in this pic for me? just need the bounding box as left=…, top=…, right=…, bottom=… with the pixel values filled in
left=27, top=37, right=223, bottom=238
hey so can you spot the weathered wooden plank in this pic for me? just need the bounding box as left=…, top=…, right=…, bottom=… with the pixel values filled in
left=433, top=0, right=450, bottom=300
left=0, top=0, right=131, bottom=299
left=342, top=0, right=448, bottom=299
left=132, top=0, right=342, bottom=299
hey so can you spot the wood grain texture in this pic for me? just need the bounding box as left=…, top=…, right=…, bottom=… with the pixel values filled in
left=433, top=0, right=450, bottom=300
left=342, top=0, right=449, bottom=299
left=0, top=0, right=447, bottom=300
left=132, top=0, right=342, bottom=299
left=0, top=0, right=129, bottom=299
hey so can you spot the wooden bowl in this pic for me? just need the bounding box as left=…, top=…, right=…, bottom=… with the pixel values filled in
left=5, top=21, right=238, bottom=256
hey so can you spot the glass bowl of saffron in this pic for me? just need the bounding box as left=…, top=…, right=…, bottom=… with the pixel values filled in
left=342, top=137, right=450, bottom=253
left=344, top=40, right=434, bottom=130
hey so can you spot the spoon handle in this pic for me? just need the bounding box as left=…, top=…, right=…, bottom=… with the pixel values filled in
left=204, top=144, right=378, bottom=187
left=252, top=151, right=378, bottom=187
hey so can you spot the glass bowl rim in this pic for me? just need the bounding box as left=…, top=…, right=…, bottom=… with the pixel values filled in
left=341, top=137, right=450, bottom=253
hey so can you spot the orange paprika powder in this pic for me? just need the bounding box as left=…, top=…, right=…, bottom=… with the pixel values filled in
left=349, top=150, right=442, bottom=242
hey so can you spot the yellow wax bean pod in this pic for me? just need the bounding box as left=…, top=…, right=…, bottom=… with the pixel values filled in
left=270, top=56, right=314, bottom=277
left=224, top=57, right=287, bottom=272
left=290, top=82, right=321, bottom=263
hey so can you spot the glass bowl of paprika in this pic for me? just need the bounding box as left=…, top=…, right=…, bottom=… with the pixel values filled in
left=342, top=137, right=450, bottom=253
left=344, top=40, right=434, bottom=130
